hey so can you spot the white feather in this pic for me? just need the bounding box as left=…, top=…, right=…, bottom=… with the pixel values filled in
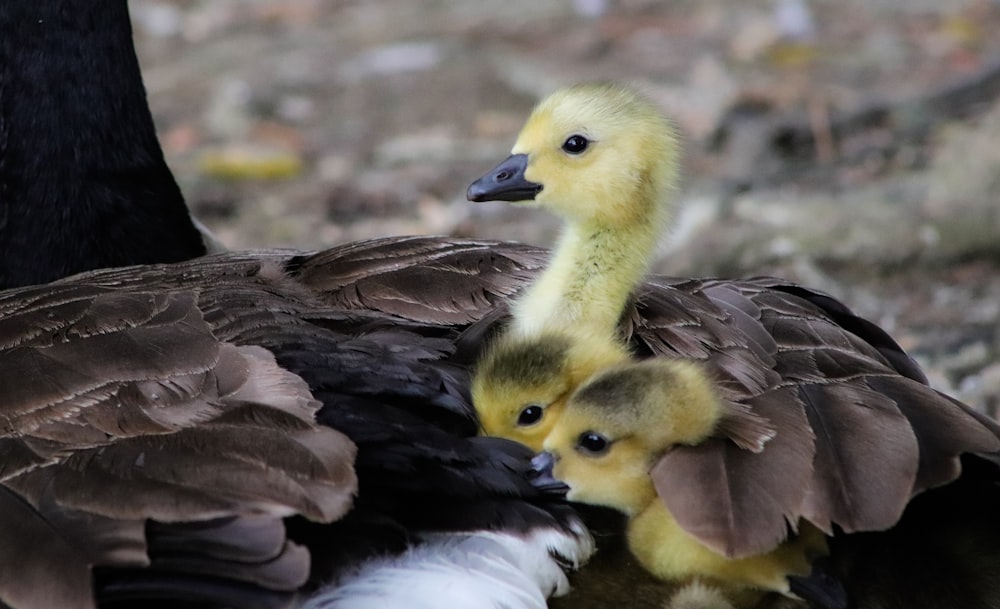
left=300, top=526, right=594, bottom=609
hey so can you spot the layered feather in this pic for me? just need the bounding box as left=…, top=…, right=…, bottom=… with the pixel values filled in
left=632, top=276, right=1000, bottom=558
left=0, top=240, right=591, bottom=608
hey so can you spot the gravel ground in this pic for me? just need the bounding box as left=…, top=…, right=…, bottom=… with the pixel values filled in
left=131, top=0, right=1000, bottom=412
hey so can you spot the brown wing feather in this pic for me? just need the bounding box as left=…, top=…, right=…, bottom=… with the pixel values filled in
left=293, top=237, right=547, bottom=325
left=653, top=386, right=816, bottom=558
left=863, top=376, right=1000, bottom=495
left=0, top=488, right=146, bottom=609
left=0, top=274, right=358, bottom=607
left=633, top=275, right=1000, bottom=558
left=795, top=381, right=919, bottom=534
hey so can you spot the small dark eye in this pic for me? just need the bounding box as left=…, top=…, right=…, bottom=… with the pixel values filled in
left=562, top=135, right=589, bottom=155
left=517, top=404, right=544, bottom=426
left=577, top=432, right=610, bottom=456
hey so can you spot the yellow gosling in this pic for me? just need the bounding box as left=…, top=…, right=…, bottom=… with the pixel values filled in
left=468, top=83, right=680, bottom=341
left=540, top=359, right=824, bottom=600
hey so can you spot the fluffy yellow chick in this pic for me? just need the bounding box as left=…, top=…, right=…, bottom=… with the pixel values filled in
left=467, top=82, right=680, bottom=340
left=538, top=358, right=825, bottom=601
left=469, top=83, right=679, bottom=446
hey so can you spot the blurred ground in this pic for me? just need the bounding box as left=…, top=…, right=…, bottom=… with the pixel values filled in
left=131, top=0, right=1000, bottom=412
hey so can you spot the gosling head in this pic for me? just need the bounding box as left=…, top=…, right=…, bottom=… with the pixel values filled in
left=472, top=329, right=630, bottom=451
left=467, top=83, right=680, bottom=228
left=538, top=359, right=725, bottom=516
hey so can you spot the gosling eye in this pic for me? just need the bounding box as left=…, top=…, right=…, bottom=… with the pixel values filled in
left=561, top=134, right=589, bottom=155
left=517, top=404, right=545, bottom=427
left=576, top=431, right=611, bottom=456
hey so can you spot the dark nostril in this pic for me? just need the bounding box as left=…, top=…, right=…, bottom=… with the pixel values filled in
left=527, top=451, right=567, bottom=495
left=530, top=451, right=555, bottom=478
left=495, top=170, right=511, bottom=182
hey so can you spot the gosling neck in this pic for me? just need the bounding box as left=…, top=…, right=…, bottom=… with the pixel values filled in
left=511, top=190, right=670, bottom=341
left=0, top=0, right=206, bottom=289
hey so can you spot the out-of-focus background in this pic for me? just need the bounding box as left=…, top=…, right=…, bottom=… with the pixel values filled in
left=130, top=0, right=1000, bottom=411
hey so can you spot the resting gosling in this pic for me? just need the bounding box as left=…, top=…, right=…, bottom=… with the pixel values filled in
left=537, top=358, right=826, bottom=601
left=469, top=83, right=679, bottom=447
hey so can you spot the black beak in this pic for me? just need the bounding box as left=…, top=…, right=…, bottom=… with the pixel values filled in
left=467, top=154, right=543, bottom=202
left=787, top=557, right=848, bottom=609
left=528, top=451, right=568, bottom=496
